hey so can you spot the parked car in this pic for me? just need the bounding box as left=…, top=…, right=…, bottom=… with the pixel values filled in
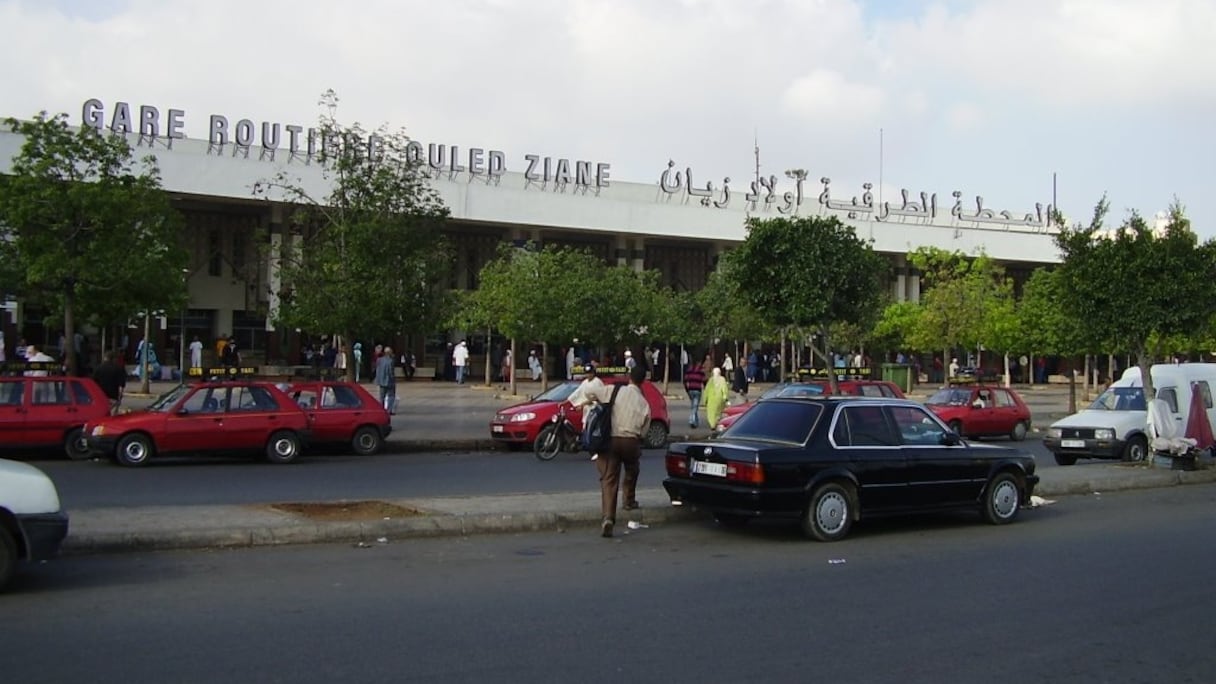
left=490, top=375, right=670, bottom=449
left=664, top=396, right=1038, bottom=541
left=286, top=380, right=391, bottom=455
left=84, top=380, right=311, bottom=466
left=1045, top=363, right=1216, bottom=465
left=713, top=379, right=905, bottom=433
left=0, top=458, right=69, bottom=591
left=925, top=384, right=1032, bottom=441
left=0, top=374, right=113, bottom=460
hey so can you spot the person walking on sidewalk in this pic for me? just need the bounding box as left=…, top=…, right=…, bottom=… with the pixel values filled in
left=683, top=359, right=706, bottom=428
left=453, top=340, right=469, bottom=384
left=704, top=367, right=729, bottom=430
left=374, top=346, right=397, bottom=414
left=597, top=365, right=651, bottom=538
left=93, top=350, right=127, bottom=415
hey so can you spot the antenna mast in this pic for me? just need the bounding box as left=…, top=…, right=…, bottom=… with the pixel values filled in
left=754, top=129, right=760, bottom=186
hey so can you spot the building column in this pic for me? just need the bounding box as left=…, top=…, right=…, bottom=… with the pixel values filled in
left=265, top=204, right=284, bottom=364
left=631, top=236, right=645, bottom=272
left=614, top=235, right=629, bottom=267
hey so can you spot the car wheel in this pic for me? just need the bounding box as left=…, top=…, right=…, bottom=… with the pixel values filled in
left=1122, top=435, right=1147, bottom=462
left=351, top=426, right=383, bottom=456
left=982, top=472, right=1022, bottom=525
left=801, top=482, right=854, bottom=542
left=0, top=526, right=16, bottom=592
left=948, top=419, right=964, bottom=437
left=64, top=427, right=91, bottom=460
left=265, top=431, right=301, bottom=464
left=116, top=433, right=154, bottom=467
left=644, top=421, right=669, bottom=449
left=1054, top=452, right=1078, bottom=466
left=1009, top=421, right=1029, bottom=442
left=533, top=426, right=561, bottom=461
left=713, top=512, right=750, bottom=528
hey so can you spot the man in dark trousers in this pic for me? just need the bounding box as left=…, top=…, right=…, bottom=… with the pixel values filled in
left=596, top=365, right=651, bottom=538
left=683, top=359, right=706, bottom=428
left=93, top=350, right=127, bottom=415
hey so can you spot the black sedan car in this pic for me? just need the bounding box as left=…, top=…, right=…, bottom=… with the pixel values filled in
left=663, top=396, right=1038, bottom=541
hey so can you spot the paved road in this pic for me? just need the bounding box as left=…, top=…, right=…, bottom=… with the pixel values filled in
left=5, top=485, right=1215, bottom=683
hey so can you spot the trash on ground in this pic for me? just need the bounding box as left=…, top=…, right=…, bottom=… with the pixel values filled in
left=1029, top=495, right=1056, bottom=508
left=354, top=541, right=373, bottom=549
left=828, top=559, right=847, bottom=565
left=377, top=537, right=389, bottom=544
left=626, top=521, right=648, bottom=530
left=670, top=500, right=683, bottom=506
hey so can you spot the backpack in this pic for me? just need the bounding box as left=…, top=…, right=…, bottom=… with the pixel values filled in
left=583, top=384, right=623, bottom=454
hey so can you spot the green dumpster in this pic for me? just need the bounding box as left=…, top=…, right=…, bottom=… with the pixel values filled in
left=881, top=363, right=913, bottom=393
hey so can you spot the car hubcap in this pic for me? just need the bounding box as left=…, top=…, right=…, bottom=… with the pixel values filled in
left=992, top=481, right=1018, bottom=519
left=358, top=433, right=375, bottom=450
left=275, top=439, right=295, bottom=457
left=816, top=492, right=847, bottom=533
left=125, top=442, right=146, bottom=462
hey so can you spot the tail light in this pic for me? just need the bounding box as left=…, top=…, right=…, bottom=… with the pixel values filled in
left=665, top=453, right=687, bottom=476
left=726, top=461, right=765, bottom=485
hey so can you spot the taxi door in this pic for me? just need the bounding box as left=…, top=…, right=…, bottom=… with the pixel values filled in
left=303, top=384, right=367, bottom=443
left=162, top=386, right=228, bottom=453
left=220, top=385, right=283, bottom=451
left=0, top=379, right=28, bottom=445
left=27, top=379, right=72, bottom=447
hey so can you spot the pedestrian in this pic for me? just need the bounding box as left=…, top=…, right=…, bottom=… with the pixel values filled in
left=453, top=340, right=470, bottom=384
left=335, top=343, right=348, bottom=373
left=189, top=335, right=203, bottom=370
left=375, top=345, right=397, bottom=414
left=25, top=344, right=54, bottom=377
left=747, top=350, right=759, bottom=384
left=722, top=353, right=734, bottom=374
left=683, top=358, right=706, bottom=428
left=704, top=367, right=729, bottom=430
left=595, top=365, right=651, bottom=538
left=221, top=338, right=239, bottom=368
left=528, top=350, right=542, bottom=381
left=500, top=347, right=512, bottom=387
left=624, top=349, right=636, bottom=370
left=93, top=350, right=127, bottom=415
left=352, top=342, right=363, bottom=383
left=565, top=344, right=576, bottom=380
left=569, top=363, right=608, bottom=458
left=731, top=364, right=749, bottom=402
left=949, top=357, right=960, bottom=380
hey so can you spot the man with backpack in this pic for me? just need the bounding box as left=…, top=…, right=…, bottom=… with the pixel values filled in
left=591, top=365, right=651, bottom=538
left=569, top=363, right=608, bottom=460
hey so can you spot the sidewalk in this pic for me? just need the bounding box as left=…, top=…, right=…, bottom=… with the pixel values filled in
left=63, top=378, right=1210, bottom=555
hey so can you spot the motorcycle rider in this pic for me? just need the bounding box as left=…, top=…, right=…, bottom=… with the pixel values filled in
left=568, top=363, right=608, bottom=459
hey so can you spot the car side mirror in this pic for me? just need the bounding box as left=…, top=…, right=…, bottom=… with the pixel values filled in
left=176, top=408, right=190, bottom=415
left=941, top=431, right=961, bottom=446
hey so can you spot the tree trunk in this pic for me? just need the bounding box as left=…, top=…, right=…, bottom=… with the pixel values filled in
left=663, top=342, right=672, bottom=393
left=1003, top=352, right=1011, bottom=388
left=63, top=289, right=76, bottom=376
left=1067, top=358, right=1076, bottom=415
left=541, top=341, right=549, bottom=392
left=509, top=337, right=517, bottom=396
left=140, top=312, right=151, bottom=394
left=342, top=332, right=354, bottom=382
left=483, top=328, right=492, bottom=387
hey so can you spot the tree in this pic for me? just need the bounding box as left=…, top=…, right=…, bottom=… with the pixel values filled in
left=723, top=215, right=887, bottom=392
left=907, top=248, right=1008, bottom=377
left=0, top=112, right=187, bottom=376
left=872, top=300, right=923, bottom=358
left=255, top=91, right=452, bottom=379
left=1055, top=198, right=1216, bottom=411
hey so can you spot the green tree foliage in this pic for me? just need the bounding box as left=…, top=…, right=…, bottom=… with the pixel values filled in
left=1016, top=268, right=1084, bottom=359
left=0, top=112, right=187, bottom=374
left=1055, top=198, right=1216, bottom=403
left=907, top=248, right=1010, bottom=373
left=872, top=300, right=923, bottom=356
left=723, top=215, right=886, bottom=390
left=255, top=91, right=451, bottom=378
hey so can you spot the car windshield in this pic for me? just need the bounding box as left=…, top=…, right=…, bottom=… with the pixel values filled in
left=531, top=381, right=581, bottom=403
left=147, top=384, right=191, bottom=412
left=720, top=400, right=822, bottom=444
left=776, top=384, right=826, bottom=398
left=926, top=388, right=972, bottom=406
left=1089, top=387, right=1147, bottom=411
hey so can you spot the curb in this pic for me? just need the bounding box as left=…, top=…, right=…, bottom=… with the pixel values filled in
left=58, top=469, right=1216, bottom=555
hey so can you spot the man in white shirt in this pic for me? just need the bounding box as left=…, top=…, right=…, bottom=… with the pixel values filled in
left=569, top=363, right=608, bottom=460
left=595, top=365, right=651, bottom=538
left=189, top=336, right=203, bottom=369
left=452, top=340, right=470, bottom=384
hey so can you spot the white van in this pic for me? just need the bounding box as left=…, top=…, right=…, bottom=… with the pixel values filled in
left=0, top=458, right=69, bottom=590
left=1044, top=363, right=1216, bottom=465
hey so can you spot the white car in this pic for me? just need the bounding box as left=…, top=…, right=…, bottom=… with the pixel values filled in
left=0, top=458, right=69, bottom=590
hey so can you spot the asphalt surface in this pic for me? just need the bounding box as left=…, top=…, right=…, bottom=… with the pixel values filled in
left=49, top=378, right=1216, bottom=554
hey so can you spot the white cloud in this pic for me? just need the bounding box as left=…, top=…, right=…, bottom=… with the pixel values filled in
left=0, top=0, right=1212, bottom=234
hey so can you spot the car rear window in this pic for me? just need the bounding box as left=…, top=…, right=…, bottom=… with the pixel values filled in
left=723, top=401, right=821, bottom=444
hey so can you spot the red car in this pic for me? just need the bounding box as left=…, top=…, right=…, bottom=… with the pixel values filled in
left=925, top=384, right=1032, bottom=441
left=286, top=381, right=391, bottom=455
left=714, top=379, right=905, bottom=433
left=0, top=374, right=112, bottom=460
left=490, top=375, right=670, bottom=449
left=84, top=379, right=311, bottom=466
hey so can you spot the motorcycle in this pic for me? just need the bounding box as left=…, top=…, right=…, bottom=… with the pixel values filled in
left=533, top=403, right=582, bottom=461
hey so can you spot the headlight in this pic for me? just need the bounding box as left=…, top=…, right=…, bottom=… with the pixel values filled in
left=1047, top=428, right=1062, bottom=439
left=1095, top=428, right=1114, bottom=440
left=510, top=412, right=535, bottom=422
left=91, top=425, right=106, bottom=437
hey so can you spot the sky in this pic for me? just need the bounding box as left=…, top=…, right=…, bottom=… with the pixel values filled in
left=2, top=0, right=1213, bottom=235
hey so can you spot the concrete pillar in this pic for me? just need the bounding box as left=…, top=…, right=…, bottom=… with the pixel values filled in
left=631, top=236, right=645, bottom=272
left=614, top=235, right=629, bottom=267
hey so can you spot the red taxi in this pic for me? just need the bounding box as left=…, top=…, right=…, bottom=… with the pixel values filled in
left=714, top=378, right=905, bottom=433
left=490, top=368, right=670, bottom=449
left=0, top=368, right=113, bottom=460
left=925, top=384, right=1032, bottom=441
left=84, top=369, right=311, bottom=466
left=286, top=381, right=391, bottom=455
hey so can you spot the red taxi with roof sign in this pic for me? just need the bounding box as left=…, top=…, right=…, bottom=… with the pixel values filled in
left=924, top=383, right=1032, bottom=441
left=0, top=362, right=112, bottom=460
left=490, top=365, right=670, bottom=449
left=714, top=369, right=905, bottom=433
left=84, top=367, right=311, bottom=466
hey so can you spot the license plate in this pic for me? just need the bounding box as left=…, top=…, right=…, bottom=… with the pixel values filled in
left=692, top=460, right=728, bottom=477
left=492, top=425, right=504, bottom=433
left=1061, top=439, right=1085, bottom=448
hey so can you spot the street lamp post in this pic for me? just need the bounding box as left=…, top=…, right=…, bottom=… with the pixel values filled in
left=178, top=268, right=189, bottom=384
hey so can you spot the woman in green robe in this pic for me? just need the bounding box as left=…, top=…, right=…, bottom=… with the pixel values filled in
left=704, top=367, right=730, bottom=429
